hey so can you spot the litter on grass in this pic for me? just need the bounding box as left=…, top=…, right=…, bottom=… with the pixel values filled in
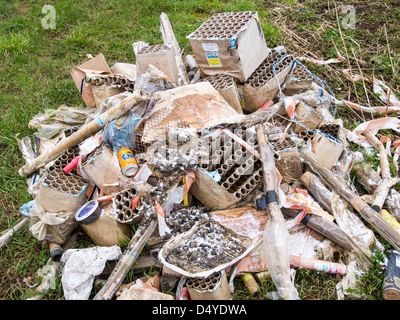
left=7, top=11, right=400, bottom=301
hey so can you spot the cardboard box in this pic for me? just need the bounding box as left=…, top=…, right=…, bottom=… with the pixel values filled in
left=135, top=44, right=179, bottom=85
left=242, top=54, right=294, bottom=112
left=293, top=101, right=323, bottom=134
left=311, top=134, right=344, bottom=170
left=70, top=53, right=112, bottom=107
left=187, top=11, right=270, bottom=82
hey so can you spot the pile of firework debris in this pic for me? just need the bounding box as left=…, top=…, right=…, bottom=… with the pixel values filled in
left=3, top=11, right=400, bottom=301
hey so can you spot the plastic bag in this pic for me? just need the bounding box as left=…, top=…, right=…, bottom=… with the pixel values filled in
left=330, top=192, right=375, bottom=259
left=336, top=261, right=361, bottom=300
left=29, top=200, right=76, bottom=244
left=26, top=258, right=63, bottom=300
left=387, top=189, right=400, bottom=222
left=263, top=205, right=300, bottom=300
left=29, top=104, right=96, bottom=140
left=102, top=111, right=142, bottom=153
left=134, top=64, right=175, bottom=93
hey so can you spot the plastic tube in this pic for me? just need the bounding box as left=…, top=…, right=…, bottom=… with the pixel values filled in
left=63, top=156, right=80, bottom=174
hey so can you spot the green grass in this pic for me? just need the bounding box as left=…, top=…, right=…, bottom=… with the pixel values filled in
left=1, top=0, right=399, bottom=300
left=347, top=250, right=387, bottom=300
left=0, top=0, right=284, bottom=300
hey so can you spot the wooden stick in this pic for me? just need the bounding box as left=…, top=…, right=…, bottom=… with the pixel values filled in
left=299, top=171, right=334, bottom=215
left=131, top=255, right=162, bottom=274
left=19, top=89, right=148, bottom=177
left=93, top=214, right=157, bottom=300
left=299, top=171, right=374, bottom=262
left=353, top=162, right=400, bottom=222
left=301, top=148, right=400, bottom=252
left=94, top=181, right=179, bottom=300
left=0, top=218, right=29, bottom=249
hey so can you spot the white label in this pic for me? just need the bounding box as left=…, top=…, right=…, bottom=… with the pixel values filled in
left=201, top=42, right=219, bottom=52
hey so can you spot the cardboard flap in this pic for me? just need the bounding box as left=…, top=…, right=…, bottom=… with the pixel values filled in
left=71, top=53, right=112, bottom=107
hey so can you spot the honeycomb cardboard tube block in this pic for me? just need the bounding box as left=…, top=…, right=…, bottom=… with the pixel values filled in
left=19, top=89, right=148, bottom=177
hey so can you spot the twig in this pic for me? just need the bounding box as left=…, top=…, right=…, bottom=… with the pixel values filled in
left=351, top=47, right=374, bottom=120
left=334, top=4, right=365, bottom=122
left=362, top=129, right=398, bottom=213
left=384, top=23, right=397, bottom=80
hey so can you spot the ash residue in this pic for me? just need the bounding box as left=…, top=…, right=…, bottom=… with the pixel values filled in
left=165, top=204, right=211, bottom=238
left=148, top=148, right=198, bottom=175
left=145, top=127, right=200, bottom=176
left=138, top=177, right=178, bottom=225
left=164, top=220, right=246, bottom=273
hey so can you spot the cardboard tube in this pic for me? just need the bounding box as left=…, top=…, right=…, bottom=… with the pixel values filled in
left=19, top=89, right=148, bottom=177
left=289, top=255, right=347, bottom=275
left=112, top=76, right=120, bottom=84
left=242, top=273, right=259, bottom=295
left=225, top=167, right=244, bottom=187
left=282, top=207, right=354, bottom=251
left=0, top=218, right=29, bottom=249
left=210, top=150, right=223, bottom=171
left=49, top=242, right=63, bottom=262
left=220, top=156, right=236, bottom=180
left=95, top=78, right=105, bottom=86
left=218, top=164, right=230, bottom=178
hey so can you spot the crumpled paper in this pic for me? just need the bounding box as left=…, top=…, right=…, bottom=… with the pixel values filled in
left=60, top=245, right=122, bottom=300
left=116, top=278, right=174, bottom=300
